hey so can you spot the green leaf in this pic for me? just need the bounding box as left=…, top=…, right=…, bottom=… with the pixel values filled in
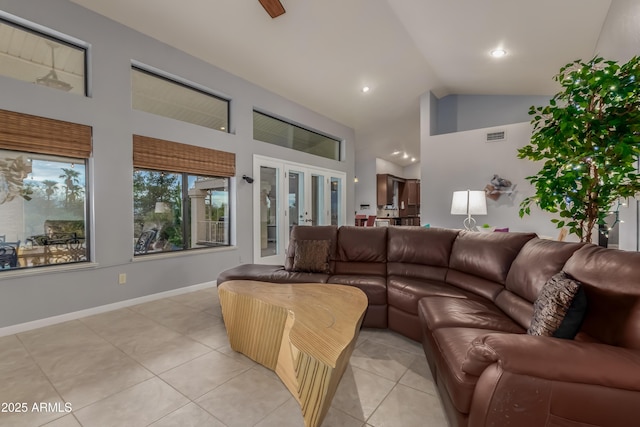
left=518, top=55, right=640, bottom=241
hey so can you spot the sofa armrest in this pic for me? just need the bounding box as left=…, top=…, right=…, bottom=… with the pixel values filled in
left=463, top=333, right=640, bottom=391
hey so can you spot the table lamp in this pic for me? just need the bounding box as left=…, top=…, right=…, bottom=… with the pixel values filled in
left=451, top=190, right=487, bottom=231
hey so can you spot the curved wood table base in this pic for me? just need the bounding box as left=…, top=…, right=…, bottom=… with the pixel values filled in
left=218, top=280, right=368, bottom=427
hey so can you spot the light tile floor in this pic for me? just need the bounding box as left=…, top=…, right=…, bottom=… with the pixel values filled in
left=0, top=286, right=448, bottom=427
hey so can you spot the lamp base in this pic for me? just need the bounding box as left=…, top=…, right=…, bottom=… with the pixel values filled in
left=463, top=215, right=476, bottom=231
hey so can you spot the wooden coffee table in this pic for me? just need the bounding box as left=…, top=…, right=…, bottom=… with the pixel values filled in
left=218, top=280, right=368, bottom=427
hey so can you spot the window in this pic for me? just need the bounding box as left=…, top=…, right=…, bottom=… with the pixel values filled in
left=133, top=135, right=235, bottom=255
left=0, top=14, right=87, bottom=96
left=253, top=110, right=342, bottom=161
left=0, top=109, right=91, bottom=270
left=133, top=170, right=230, bottom=253
left=131, top=66, right=229, bottom=132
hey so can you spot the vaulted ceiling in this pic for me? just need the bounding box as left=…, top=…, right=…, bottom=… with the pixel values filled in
left=69, top=0, right=612, bottom=167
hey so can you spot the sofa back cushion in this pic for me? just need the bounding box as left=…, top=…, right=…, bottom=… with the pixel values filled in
left=387, top=226, right=459, bottom=281
left=334, top=226, right=387, bottom=276
left=497, top=238, right=584, bottom=328
left=285, top=225, right=338, bottom=273
left=449, top=231, right=536, bottom=284
left=505, top=239, right=585, bottom=302
left=563, top=245, right=640, bottom=350
left=447, top=231, right=536, bottom=300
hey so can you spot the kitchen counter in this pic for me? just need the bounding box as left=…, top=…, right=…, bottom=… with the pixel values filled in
left=376, top=216, right=421, bottom=226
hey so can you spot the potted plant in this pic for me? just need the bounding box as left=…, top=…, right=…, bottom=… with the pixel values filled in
left=518, top=56, right=640, bottom=243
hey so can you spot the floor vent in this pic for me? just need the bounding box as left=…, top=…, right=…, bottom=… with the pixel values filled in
left=485, top=130, right=507, bottom=142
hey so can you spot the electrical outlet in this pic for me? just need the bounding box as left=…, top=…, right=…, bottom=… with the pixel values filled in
left=118, top=273, right=127, bottom=285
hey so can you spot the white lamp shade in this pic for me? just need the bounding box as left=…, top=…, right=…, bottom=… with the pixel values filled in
left=450, top=190, right=487, bottom=215
left=468, top=190, right=487, bottom=215
left=451, top=191, right=469, bottom=215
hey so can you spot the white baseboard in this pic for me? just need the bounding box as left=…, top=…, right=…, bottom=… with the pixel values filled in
left=0, top=281, right=218, bottom=337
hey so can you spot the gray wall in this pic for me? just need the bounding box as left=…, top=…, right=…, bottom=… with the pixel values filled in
left=0, top=0, right=355, bottom=329
left=421, top=92, right=563, bottom=235
left=434, top=94, right=552, bottom=135
left=420, top=113, right=562, bottom=238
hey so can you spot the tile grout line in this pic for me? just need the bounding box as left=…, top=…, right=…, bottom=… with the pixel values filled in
left=4, top=288, right=445, bottom=427
left=14, top=331, right=71, bottom=427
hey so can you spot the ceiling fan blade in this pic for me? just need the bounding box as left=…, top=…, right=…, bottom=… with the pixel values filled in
left=259, top=0, right=285, bottom=18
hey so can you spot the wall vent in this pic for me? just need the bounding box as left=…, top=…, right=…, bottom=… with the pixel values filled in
left=485, top=130, right=507, bottom=142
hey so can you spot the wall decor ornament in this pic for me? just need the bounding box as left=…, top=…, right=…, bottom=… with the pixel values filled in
left=518, top=56, right=640, bottom=243
left=0, top=156, right=33, bottom=204
left=484, top=174, right=516, bottom=201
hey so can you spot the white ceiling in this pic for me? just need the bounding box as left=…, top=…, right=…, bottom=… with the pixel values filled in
left=70, top=0, right=612, bottom=167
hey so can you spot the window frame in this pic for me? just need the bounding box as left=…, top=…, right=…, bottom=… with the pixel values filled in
left=131, top=63, right=231, bottom=132
left=0, top=10, right=90, bottom=97
left=0, top=149, right=91, bottom=270
left=133, top=168, right=231, bottom=255
left=253, top=109, right=343, bottom=161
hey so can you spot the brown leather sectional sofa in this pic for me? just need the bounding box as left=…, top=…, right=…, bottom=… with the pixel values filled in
left=216, top=225, right=640, bottom=426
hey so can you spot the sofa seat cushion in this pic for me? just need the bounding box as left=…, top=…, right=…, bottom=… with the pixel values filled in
left=328, top=274, right=387, bottom=305
left=433, top=327, right=506, bottom=414
left=419, top=297, right=525, bottom=333
left=388, top=276, right=475, bottom=315
left=216, top=264, right=329, bottom=285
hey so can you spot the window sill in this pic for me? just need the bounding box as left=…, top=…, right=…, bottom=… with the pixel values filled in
left=132, top=245, right=237, bottom=262
left=0, top=261, right=99, bottom=280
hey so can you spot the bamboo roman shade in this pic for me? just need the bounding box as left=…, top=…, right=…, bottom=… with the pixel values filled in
left=133, top=135, right=236, bottom=177
left=0, top=109, right=92, bottom=158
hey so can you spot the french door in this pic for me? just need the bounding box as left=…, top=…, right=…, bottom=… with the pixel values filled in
left=253, top=155, right=346, bottom=264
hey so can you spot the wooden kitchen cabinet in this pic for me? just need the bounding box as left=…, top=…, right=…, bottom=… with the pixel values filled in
left=400, top=217, right=421, bottom=226
left=377, top=175, right=420, bottom=225
left=376, top=174, right=395, bottom=206
left=399, top=179, right=420, bottom=217
left=404, top=179, right=420, bottom=206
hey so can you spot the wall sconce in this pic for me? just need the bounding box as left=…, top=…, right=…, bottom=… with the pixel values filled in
left=242, top=175, right=254, bottom=184
left=354, top=176, right=359, bottom=183
left=451, top=190, right=487, bottom=231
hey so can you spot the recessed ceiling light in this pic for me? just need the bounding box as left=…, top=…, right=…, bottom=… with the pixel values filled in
left=490, top=49, right=507, bottom=58
left=392, top=150, right=400, bottom=155
left=362, top=86, right=370, bottom=93
left=411, top=157, right=416, bottom=162
left=403, top=153, right=409, bottom=159
left=220, top=126, right=226, bottom=131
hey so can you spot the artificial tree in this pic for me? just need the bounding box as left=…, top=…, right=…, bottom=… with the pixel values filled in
left=518, top=56, right=640, bottom=243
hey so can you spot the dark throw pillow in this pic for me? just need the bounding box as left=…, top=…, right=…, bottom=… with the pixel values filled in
left=292, top=239, right=331, bottom=273
left=528, top=271, right=588, bottom=339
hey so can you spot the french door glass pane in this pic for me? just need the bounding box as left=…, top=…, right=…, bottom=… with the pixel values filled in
left=331, top=177, right=342, bottom=226
left=288, top=171, right=303, bottom=230
left=311, top=175, right=324, bottom=226
left=260, top=166, right=278, bottom=257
